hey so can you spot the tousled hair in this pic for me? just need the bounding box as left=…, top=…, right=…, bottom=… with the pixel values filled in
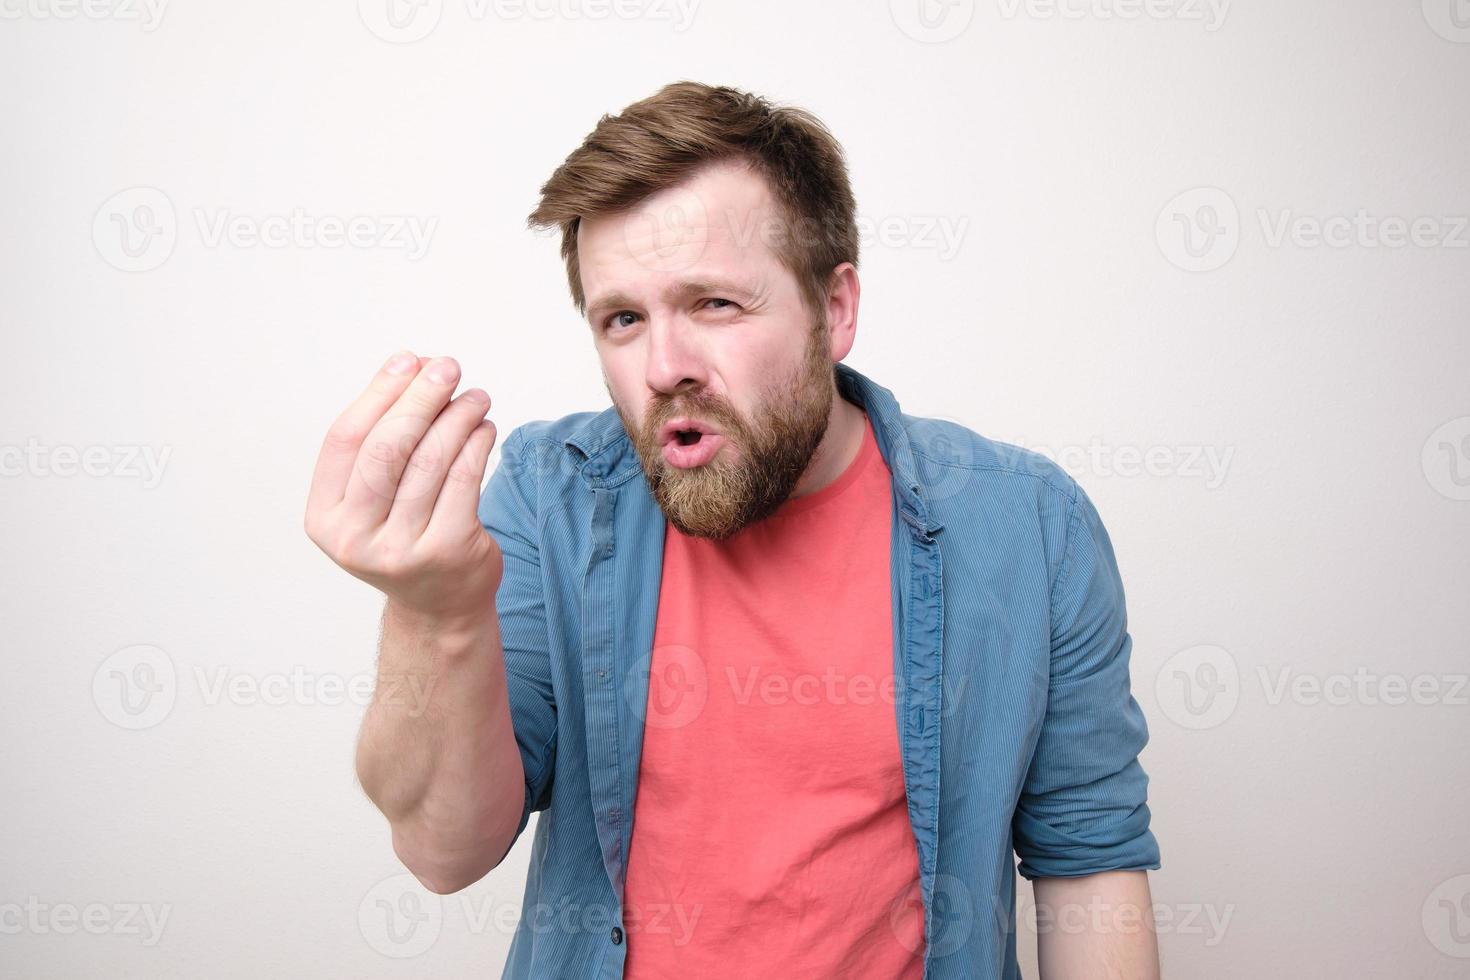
left=527, top=80, right=859, bottom=319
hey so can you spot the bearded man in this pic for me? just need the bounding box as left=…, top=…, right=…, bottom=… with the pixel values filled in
left=306, top=81, right=1162, bottom=980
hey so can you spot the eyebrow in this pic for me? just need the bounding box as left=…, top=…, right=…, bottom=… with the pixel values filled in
left=585, top=279, right=759, bottom=322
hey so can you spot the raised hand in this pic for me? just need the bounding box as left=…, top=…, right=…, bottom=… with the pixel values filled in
left=304, top=351, right=502, bottom=628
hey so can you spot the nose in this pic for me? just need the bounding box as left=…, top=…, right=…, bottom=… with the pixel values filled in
left=643, top=314, right=708, bottom=397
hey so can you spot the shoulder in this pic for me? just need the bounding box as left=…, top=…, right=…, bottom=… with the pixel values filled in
left=489, top=408, right=632, bottom=508
left=900, top=413, right=1081, bottom=509
left=898, top=414, right=1093, bottom=588
left=505, top=411, right=606, bottom=452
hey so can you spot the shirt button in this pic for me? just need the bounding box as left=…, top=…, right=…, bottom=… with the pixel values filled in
left=610, top=926, right=624, bottom=945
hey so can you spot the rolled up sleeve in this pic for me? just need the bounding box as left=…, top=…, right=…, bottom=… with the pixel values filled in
left=476, top=426, right=558, bottom=852
left=1013, top=481, right=1161, bottom=880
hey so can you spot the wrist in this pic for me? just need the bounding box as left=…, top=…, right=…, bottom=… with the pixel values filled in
left=383, top=597, right=498, bottom=649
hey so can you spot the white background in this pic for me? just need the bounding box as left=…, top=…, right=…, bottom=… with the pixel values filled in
left=2, top=0, right=1468, bottom=976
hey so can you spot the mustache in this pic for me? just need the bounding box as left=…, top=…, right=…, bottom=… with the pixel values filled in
left=647, top=395, right=739, bottom=435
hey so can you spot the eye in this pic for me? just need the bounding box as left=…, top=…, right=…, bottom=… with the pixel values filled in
left=702, top=298, right=738, bottom=312
left=605, top=311, right=640, bottom=331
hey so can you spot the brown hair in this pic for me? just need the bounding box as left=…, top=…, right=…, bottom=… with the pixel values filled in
left=527, top=80, right=859, bottom=320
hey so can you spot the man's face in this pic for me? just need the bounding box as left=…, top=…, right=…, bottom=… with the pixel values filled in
left=577, top=159, right=837, bottom=541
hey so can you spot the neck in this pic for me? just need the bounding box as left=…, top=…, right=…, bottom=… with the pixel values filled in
left=790, top=392, right=865, bottom=499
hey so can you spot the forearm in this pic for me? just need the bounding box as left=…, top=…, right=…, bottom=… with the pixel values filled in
left=1034, top=870, right=1160, bottom=980
left=355, top=599, right=526, bottom=893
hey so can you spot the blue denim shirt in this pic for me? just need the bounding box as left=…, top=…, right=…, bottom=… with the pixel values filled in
left=476, top=361, right=1160, bottom=979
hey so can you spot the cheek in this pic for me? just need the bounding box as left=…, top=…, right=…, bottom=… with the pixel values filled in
left=600, top=361, right=644, bottom=424
left=737, top=347, right=798, bottom=403
left=600, top=350, right=639, bottom=395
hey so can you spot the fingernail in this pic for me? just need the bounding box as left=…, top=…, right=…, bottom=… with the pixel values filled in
left=427, top=358, right=458, bottom=384
left=385, top=351, right=416, bottom=375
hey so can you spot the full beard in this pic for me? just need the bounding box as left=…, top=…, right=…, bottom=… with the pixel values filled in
left=618, top=324, right=835, bottom=541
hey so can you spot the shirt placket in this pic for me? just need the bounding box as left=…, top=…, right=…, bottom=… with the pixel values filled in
left=893, top=488, right=945, bottom=979
left=580, top=484, right=629, bottom=977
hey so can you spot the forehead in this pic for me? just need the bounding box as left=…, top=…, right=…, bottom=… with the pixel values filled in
left=577, top=159, right=791, bottom=301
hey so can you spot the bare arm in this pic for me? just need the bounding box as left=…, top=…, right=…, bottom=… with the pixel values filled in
left=305, top=351, right=524, bottom=894
left=1034, top=870, right=1160, bottom=980
left=356, top=600, right=525, bottom=893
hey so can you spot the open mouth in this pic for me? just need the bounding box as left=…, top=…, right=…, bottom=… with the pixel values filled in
left=658, top=417, right=726, bottom=469
left=658, top=417, right=720, bottom=447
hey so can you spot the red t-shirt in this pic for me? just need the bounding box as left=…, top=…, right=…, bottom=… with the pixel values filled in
left=624, top=410, right=926, bottom=978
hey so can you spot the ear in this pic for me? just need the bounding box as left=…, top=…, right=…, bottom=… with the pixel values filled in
left=822, top=262, right=861, bottom=360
